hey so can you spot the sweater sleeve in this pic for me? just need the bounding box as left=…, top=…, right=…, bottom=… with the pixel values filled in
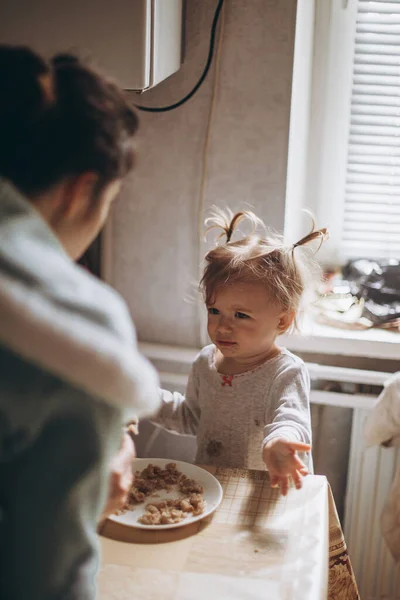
left=262, top=361, right=311, bottom=447
left=152, top=365, right=201, bottom=436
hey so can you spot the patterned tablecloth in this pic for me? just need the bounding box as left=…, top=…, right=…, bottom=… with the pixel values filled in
left=98, top=467, right=359, bottom=600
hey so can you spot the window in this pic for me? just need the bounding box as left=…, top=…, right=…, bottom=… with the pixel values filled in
left=285, top=0, right=400, bottom=267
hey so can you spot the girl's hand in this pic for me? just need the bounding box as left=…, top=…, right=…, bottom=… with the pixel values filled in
left=262, top=438, right=311, bottom=496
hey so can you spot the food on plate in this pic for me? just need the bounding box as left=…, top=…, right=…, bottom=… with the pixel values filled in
left=127, top=462, right=203, bottom=504
left=116, top=462, right=206, bottom=525
left=138, top=493, right=205, bottom=525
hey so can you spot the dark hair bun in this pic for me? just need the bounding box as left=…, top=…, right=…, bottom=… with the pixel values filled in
left=0, top=46, right=50, bottom=131
left=0, top=44, right=138, bottom=196
left=0, top=46, right=53, bottom=190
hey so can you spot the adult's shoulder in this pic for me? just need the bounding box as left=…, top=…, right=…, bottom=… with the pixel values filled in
left=67, top=264, right=136, bottom=344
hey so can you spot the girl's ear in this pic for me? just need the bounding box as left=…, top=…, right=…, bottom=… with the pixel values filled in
left=277, top=311, right=295, bottom=333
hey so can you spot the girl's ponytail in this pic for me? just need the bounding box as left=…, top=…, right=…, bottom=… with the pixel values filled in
left=292, top=216, right=329, bottom=252
left=205, top=208, right=264, bottom=244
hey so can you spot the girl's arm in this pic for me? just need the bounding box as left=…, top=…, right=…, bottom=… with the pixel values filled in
left=262, top=362, right=312, bottom=495
left=152, top=367, right=201, bottom=436
left=263, top=362, right=312, bottom=448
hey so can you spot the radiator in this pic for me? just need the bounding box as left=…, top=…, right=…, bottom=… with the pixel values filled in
left=139, top=343, right=400, bottom=597
left=345, top=408, right=400, bottom=600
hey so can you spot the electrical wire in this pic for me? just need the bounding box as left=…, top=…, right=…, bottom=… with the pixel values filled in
left=140, top=2, right=226, bottom=457
left=135, top=0, right=225, bottom=113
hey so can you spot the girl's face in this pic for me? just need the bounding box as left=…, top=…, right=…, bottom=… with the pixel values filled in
left=207, top=281, right=292, bottom=361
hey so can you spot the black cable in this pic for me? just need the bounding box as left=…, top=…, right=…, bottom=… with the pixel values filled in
left=135, top=0, right=224, bottom=113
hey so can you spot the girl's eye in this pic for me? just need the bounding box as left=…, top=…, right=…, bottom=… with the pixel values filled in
left=235, top=312, right=250, bottom=319
left=208, top=307, right=220, bottom=315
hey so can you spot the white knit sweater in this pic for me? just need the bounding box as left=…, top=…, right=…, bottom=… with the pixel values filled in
left=155, top=344, right=312, bottom=471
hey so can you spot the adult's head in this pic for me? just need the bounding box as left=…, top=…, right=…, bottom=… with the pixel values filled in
left=0, top=45, right=138, bottom=259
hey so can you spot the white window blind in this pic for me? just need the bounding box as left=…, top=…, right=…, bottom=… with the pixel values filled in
left=342, top=0, right=400, bottom=260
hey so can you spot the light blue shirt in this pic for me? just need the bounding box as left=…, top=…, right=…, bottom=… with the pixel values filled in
left=0, top=179, right=160, bottom=600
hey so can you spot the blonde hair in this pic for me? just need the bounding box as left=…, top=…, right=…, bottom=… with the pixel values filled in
left=200, top=209, right=328, bottom=329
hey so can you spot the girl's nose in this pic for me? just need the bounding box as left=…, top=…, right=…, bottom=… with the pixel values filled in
left=217, top=316, right=233, bottom=333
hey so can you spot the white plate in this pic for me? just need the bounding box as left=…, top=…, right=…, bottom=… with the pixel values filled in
left=108, top=458, right=223, bottom=530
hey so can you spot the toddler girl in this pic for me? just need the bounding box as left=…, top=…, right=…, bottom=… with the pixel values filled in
left=154, top=210, right=328, bottom=495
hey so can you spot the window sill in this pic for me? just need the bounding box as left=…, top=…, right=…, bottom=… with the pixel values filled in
left=280, top=314, right=399, bottom=361
left=140, top=316, right=399, bottom=367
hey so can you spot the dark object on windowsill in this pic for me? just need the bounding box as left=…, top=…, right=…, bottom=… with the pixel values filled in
left=342, top=259, right=400, bottom=327
left=314, top=259, right=400, bottom=332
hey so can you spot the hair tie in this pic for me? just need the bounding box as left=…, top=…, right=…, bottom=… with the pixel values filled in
left=226, top=225, right=234, bottom=243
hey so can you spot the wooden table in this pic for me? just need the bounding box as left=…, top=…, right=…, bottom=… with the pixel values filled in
left=98, top=467, right=359, bottom=600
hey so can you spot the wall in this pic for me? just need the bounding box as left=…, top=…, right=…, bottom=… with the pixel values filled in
left=284, top=0, right=316, bottom=243
left=109, top=1, right=398, bottom=523
left=109, top=0, right=298, bottom=347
